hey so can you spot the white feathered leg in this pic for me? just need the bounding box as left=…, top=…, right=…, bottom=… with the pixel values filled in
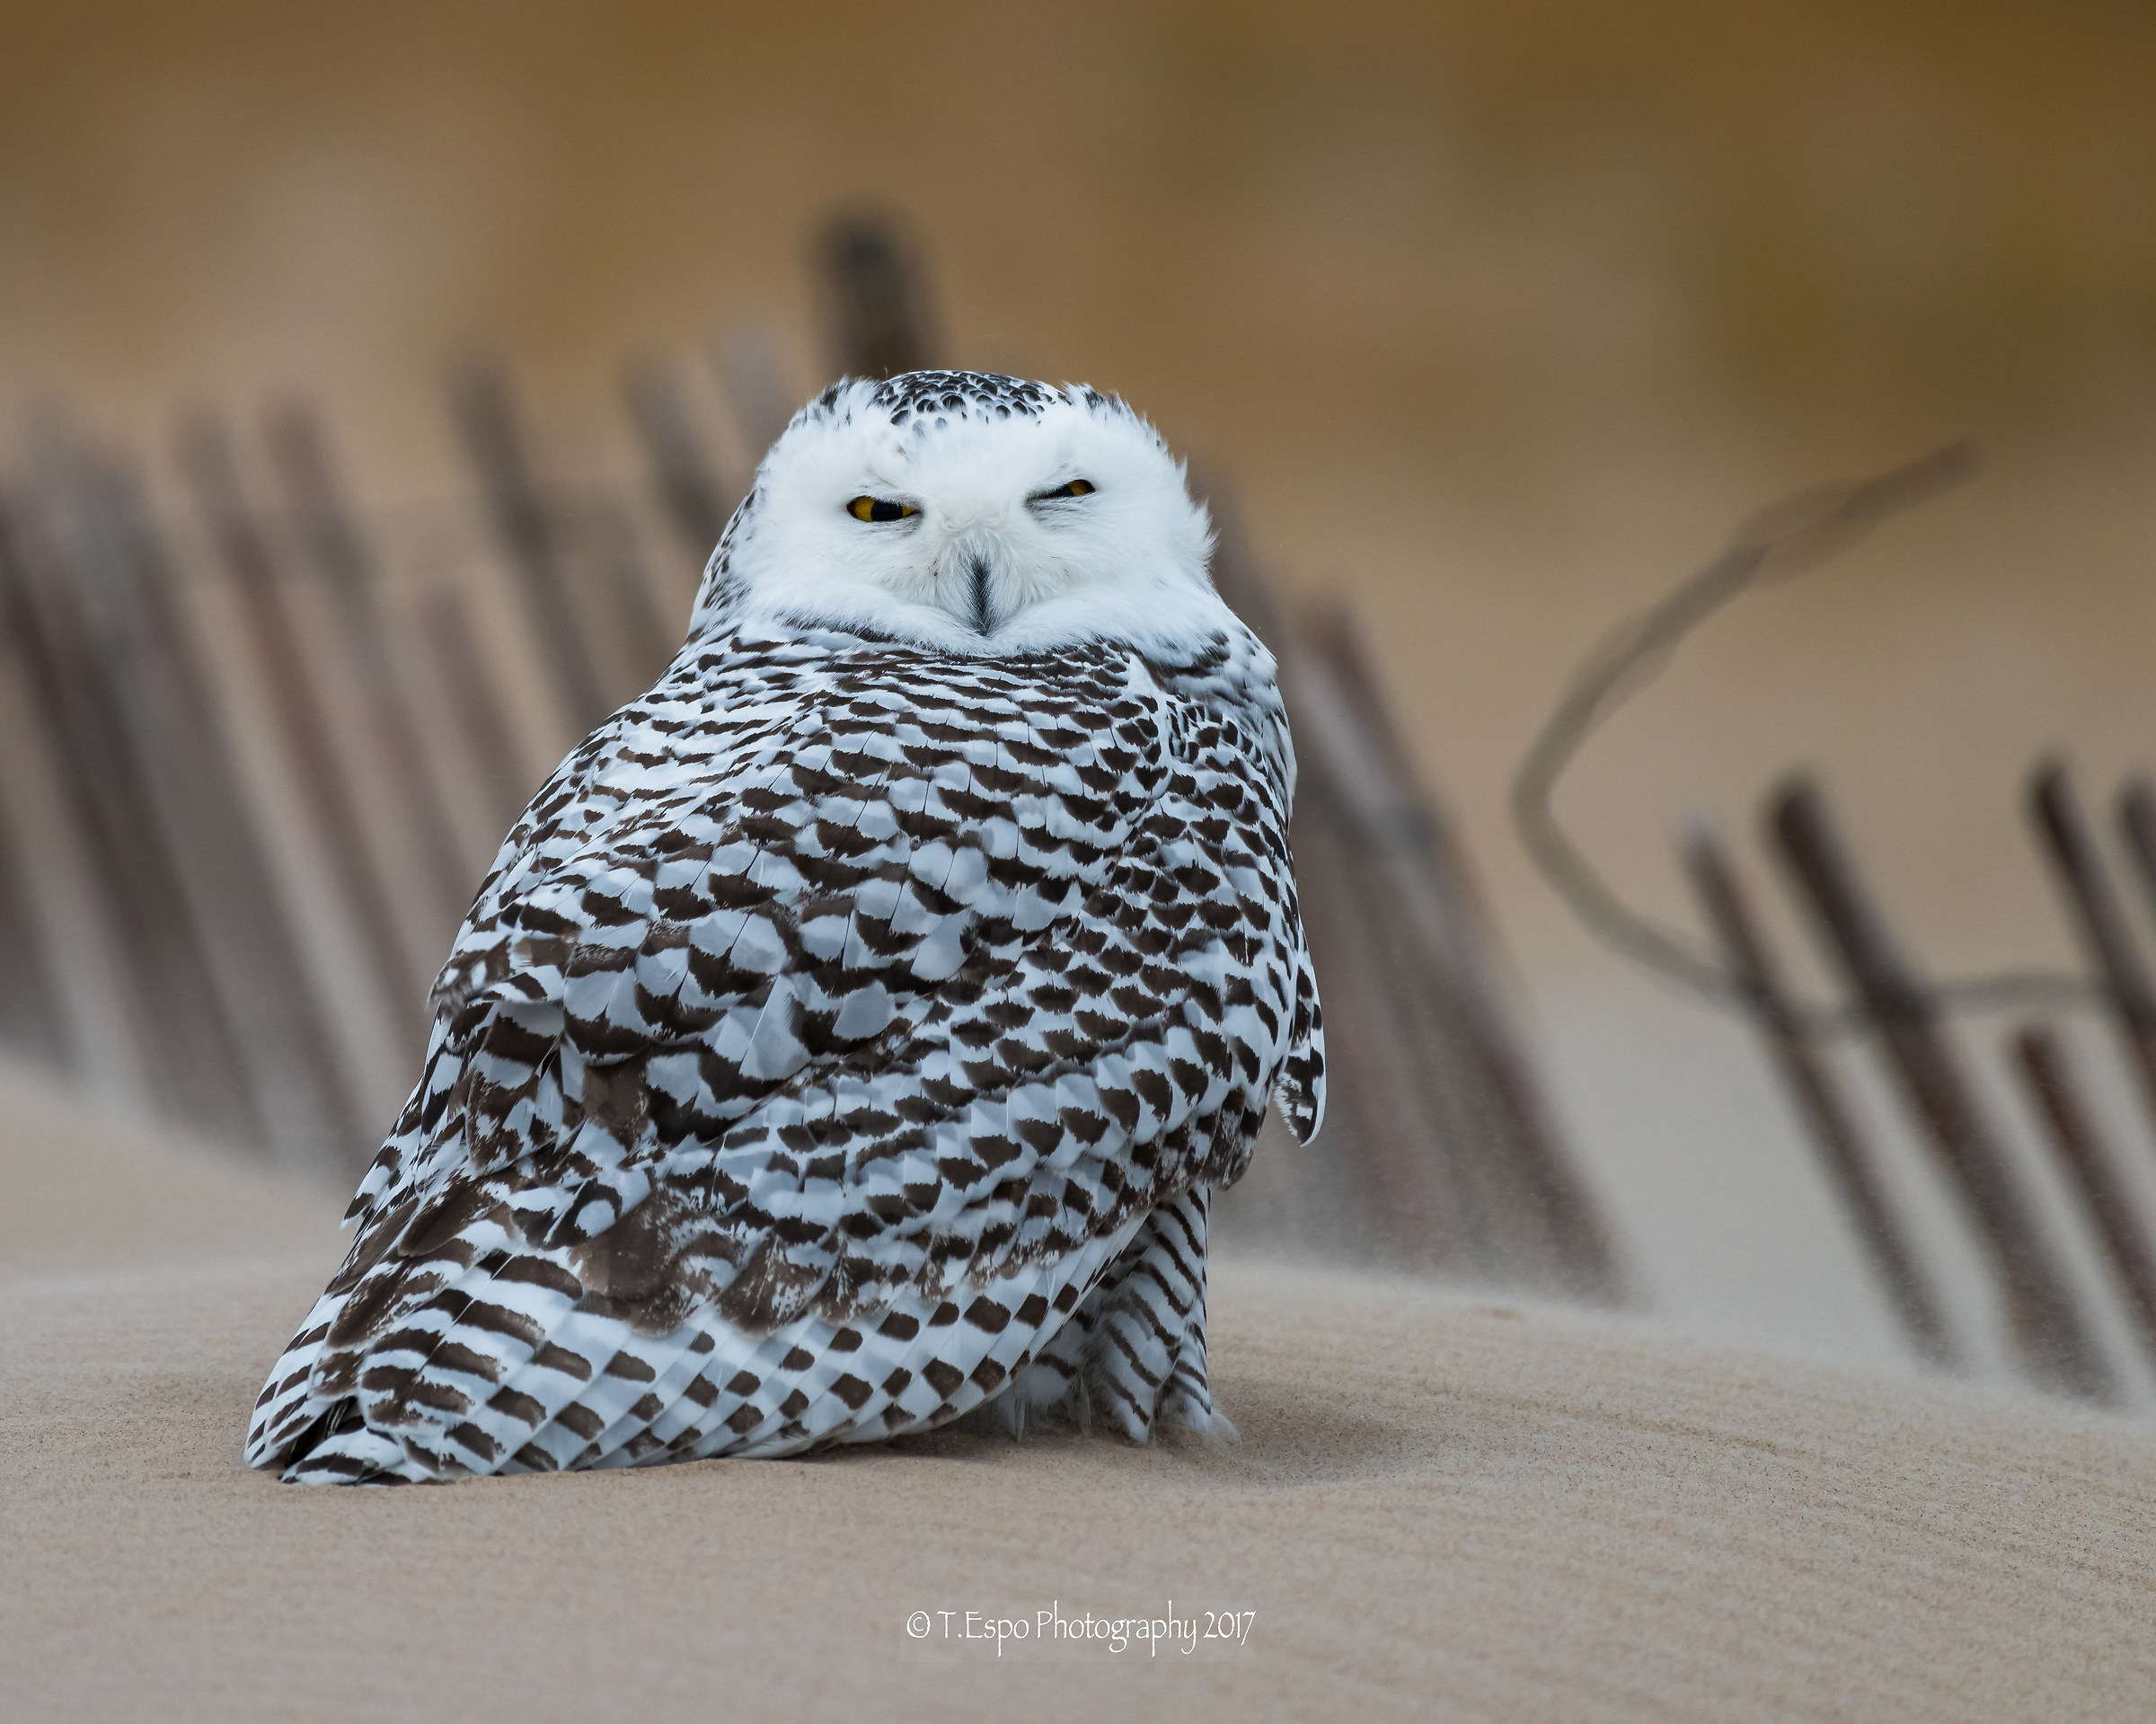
left=995, top=1184, right=1233, bottom=1444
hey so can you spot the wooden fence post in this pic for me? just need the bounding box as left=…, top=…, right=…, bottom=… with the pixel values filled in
left=1684, top=821, right=1955, bottom=1363
left=1301, top=605, right=1621, bottom=1298
left=263, top=398, right=479, bottom=925
left=622, top=358, right=738, bottom=561
left=1770, top=774, right=2112, bottom=1400
left=2010, top=1023, right=2156, bottom=1374
left=564, top=491, right=681, bottom=694
left=447, top=358, right=612, bottom=736
left=415, top=583, right=535, bottom=839
left=2114, top=777, right=2156, bottom=982
left=2028, top=759, right=2156, bottom=1132
left=816, top=215, right=935, bottom=380
left=177, top=408, right=432, bottom=1060
left=0, top=638, right=73, bottom=1071
left=0, top=485, right=262, bottom=1147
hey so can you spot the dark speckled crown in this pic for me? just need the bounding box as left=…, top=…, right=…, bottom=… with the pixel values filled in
left=802, top=369, right=1125, bottom=430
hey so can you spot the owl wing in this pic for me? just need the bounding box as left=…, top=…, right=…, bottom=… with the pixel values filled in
left=247, top=639, right=1317, bottom=1478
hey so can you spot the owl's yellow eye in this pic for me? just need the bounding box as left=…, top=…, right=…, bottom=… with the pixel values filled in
left=847, top=495, right=916, bottom=522
left=1038, top=479, right=1095, bottom=500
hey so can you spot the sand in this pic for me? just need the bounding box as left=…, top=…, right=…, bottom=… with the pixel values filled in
left=4, top=1062, right=2152, bottom=1722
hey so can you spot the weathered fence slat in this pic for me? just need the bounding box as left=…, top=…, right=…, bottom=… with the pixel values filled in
left=1769, top=774, right=2112, bottom=1400
left=817, top=215, right=934, bottom=380
left=1197, top=507, right=1433, bottom=1259
left=0, top=490, right=261, bottom=1145
left=61, top=449, right=305, bottom=1153
left=622, top=358, right=737, bottom=560
left=1283, top=711, right=1484, bottom=1266
left=2028, top=759, right=2156, bottom=1132
left=85, top=438, right=386, bottom=1161
left=1, top=500, right=181, bottom=1100
left=264, top=399, right=478, bottom=926
left=416, top=583, right=534, bottom=836
left=567, top=491, right=682, bottom=695
left=0, top=703, right=72, bottom=1071
left=178, top=409, right=432, bottom=1060
left=447, top=358, right=613, bottom=736
left=2116, top=777, right=2156, bottom=958
left=2010, top=1023, right=2156, bottom=1372
left=1189, top=482, right=1622, bottom=1292
left=714, top=328, right=800, bottom=467
left=1303, top=605, right=1621, bottom=1297
left=1684, top=821, right=1955, bottom=1363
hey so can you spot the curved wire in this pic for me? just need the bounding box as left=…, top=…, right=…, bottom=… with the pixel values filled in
left=1510, top=440, right=2108, bottom=1036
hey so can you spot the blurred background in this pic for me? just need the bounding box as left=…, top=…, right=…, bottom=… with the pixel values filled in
left=4, top=1, right=2156, bottom=1402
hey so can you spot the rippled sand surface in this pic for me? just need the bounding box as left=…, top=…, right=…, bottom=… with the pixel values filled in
left=4, top=1063, right=2150, bottom=1722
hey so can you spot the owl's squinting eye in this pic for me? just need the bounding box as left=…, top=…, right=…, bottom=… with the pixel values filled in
left=846, top=496, right=917, bottom=522
left=1034, top=479, right=1096, bottom=500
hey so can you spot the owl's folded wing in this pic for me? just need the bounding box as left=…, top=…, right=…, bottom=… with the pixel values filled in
left=248, top=659, right=1310, bottom=1477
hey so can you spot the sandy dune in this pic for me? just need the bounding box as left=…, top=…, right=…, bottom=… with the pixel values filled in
left=3, top=1063, right=2152, bottom=1722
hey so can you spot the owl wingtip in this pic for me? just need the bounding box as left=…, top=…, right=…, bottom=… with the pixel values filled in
left=1273, top=1063, right=1327, bottom=1146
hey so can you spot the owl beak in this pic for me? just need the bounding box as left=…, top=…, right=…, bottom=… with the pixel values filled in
left=938, top=532, right=1003, bottom=634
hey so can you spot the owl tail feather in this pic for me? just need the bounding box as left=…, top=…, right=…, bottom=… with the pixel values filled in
left=243, top=1286, right=351, bottom=1474
left=281, top=1410, right=432, bottom=1485
left=1274, top=926, right=1327, bottom=1145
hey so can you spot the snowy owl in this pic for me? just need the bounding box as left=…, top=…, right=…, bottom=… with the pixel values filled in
left=246, top=371, right=1326, bottom=1483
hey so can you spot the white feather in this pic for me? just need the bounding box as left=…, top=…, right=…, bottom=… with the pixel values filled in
left=692, top=378, right=1233, bottom=661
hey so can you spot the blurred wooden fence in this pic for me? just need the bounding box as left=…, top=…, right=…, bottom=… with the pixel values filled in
left=1685, top=769, right=2156, bottom=1405
left=1518, top=454, right=2156, bottom=1406
left=0, top=386, right=696, bottom=1174
left=0, top=216, right=1621, bottom=1303
left=1667, top=763, right=2156, bottom=1409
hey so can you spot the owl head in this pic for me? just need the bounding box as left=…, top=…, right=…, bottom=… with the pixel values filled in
left=691, top=371, right=1228, bottom=655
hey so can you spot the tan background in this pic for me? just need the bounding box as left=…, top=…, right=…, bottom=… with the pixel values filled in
left=4, top=0, right=2155, bottom=1370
